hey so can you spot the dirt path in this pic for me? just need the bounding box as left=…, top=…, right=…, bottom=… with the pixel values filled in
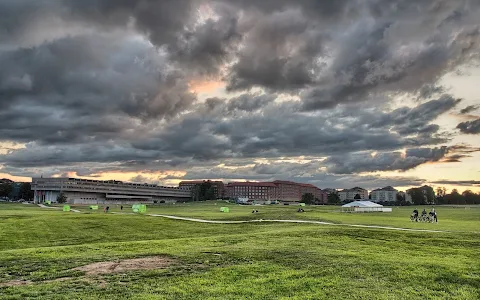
left=37, top=204, right=81, bottom=213
left=37, top=206, right=448, bottom=233
left=147, top=214, right=448, bottom=233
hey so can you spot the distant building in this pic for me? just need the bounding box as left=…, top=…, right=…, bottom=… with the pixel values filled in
left=32, top=177, right=190, bottom=204
left=225, top=180, right=327, bottom=203
left=226, top=182, right=277, bottom=201
left=338, top=187, right=369, bottom=202
left=322, top=188, right=337, bottom=195
left=273, top=180, right=302, bottom=202
left=299, top=183, right=328, bottom=203
left=179, top=180, right=225, bottom=199
left=370, top=186, right=398, bottom=203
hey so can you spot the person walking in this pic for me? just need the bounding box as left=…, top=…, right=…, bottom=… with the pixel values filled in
left=121, top=205, right=123, bottom=211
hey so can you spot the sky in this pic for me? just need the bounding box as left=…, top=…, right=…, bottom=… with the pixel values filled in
left=0, top=0, right=479, bottom=193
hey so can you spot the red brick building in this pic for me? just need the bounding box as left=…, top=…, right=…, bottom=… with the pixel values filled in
left=225, top=182, right=277, bottom=201
left=299, top=183, right=328, bottom=203
left=226, top=180, right=327, bottom=203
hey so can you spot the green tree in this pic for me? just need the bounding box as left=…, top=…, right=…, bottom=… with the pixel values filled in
left=462, top=190, right=476, bottom=205
left=327, top=193, right=341, bottom=205
left=0, top=183, right=13, bottom=198
left=301, top=193, right=314, bottom=205
left=424, top=186, right=436, bottom=204
left=57, top=192, right=67, bottom=204
left=436, top=187, right=446, bottom=198
left=409, top=188, right=426, bottom=205
left=19, top=183, right=34, bottom=200
left=205, top=186, right=216, bottom=200
left=449, top=189, right=463, bottom=204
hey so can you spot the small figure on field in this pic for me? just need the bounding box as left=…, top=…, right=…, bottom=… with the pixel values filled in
left=106, top=206, right=110, bottom=213
left=121, top=205, right=123, bottom=211
left=429, top=208, right=437, bottom=223
left=411, top=209, right=419, bottom=222
left=104, top=207, right=106, bottom=213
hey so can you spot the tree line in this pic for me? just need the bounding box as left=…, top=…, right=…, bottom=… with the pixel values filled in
left=321, top=186, right=480, bottom=206
left=435, top=187, right=480, bottom=205
left=0, top=182, right=34, bottom=200
left=190, top=182, right=217, bottom=201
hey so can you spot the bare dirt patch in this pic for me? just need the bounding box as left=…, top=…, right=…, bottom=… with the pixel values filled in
left=0, top=280, right=33, bottom=287
left=72, top=256, right=175, bottom=275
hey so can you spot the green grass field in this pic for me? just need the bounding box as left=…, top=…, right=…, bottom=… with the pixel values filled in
left=0, top=202, right=479, bottom=299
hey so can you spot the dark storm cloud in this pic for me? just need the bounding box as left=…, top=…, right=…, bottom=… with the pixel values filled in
left=431, top=180, right=480, bottom=186
left=131, top=96, right=454, bottom=161
left=417, top=85, right=446, bottom=100
left=459, top=105, right=479, bottom=114
left=226, top=8, right=325, bottom=91
left=221, top=0, right=480, bottom=109
left=0, top=33, right=195, bottom=144
left=456, top=118, right=480, bottom=134
left=57, top=0, right=196, bottom=46
left=203, top=93, right=277, bottom=115
left=168, top=6, right=241, bottom=76
left=0, top=0, right=59, bottom=45
left=324, top=144, right=480, bottom=174
left=1, top=93, right=458, bottom=169
left=365, top=95, right=461, bottom=135
left=324, top=147, right=449, bottom=174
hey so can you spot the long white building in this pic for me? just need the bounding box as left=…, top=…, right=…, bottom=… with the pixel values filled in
left=370, top=186, right=398, bottom=203
left=338, top=187, right=369, bottom=201
left=32, top=177, right=191, bottom=204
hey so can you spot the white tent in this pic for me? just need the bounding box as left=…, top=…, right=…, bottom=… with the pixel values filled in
left=341, top=201, right=392, bottom=213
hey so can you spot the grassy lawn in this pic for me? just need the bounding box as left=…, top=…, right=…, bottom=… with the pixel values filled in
left=75, top=201, right=479, bottom=232
left=0, top=202, right=479, bottom=299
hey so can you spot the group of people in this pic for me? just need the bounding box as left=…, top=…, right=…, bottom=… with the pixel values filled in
left=103, top=205, right=124, bottom=213
left=411, top=208, right=438, bottom=223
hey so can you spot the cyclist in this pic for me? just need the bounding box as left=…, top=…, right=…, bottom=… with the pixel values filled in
left=429, top=208, right=438, bottom=223
left=412, top=209, right=419, bottom=221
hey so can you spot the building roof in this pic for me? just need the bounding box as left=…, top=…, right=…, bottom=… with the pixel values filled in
left=342, top=201, right=383, bottom=207
left=298, top=183, right=318, bottom=188
left=340, top=187, right=367, bottom=192
left=372, top=186, right=398, bottom=192
left=179, top=180, right=223, bottom=185
left=273, top=180, right=298, bottom=185
left=227, top=182, right=277, bottom=187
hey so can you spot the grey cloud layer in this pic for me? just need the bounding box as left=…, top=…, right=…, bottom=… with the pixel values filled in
left=1, top=95, right=460, bottom=168
left=457, top=119, right=480, bottom=134
left=1, top=0, right=479, bottom=182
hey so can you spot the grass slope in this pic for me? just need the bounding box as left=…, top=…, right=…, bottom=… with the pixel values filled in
left=0, top=203, right=479, bottom=299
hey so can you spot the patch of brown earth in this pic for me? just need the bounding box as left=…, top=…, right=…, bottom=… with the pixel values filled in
left=0, top=280, right=33, bottom=287
left=0, top=256, right=174, bottom=288
left=72, top=256, right=175, bottom=275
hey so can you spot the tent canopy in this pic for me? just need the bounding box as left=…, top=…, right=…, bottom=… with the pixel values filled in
left=342, top=201, right=383, bottom=208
